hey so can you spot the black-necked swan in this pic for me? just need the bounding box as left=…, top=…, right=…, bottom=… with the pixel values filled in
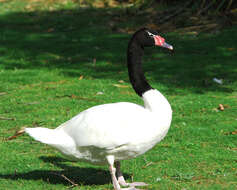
left=22, top=28, right=173, bottom=190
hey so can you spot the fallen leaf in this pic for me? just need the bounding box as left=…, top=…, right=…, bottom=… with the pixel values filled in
left=7, top=127, right=25, bottom=141
left=0, top=92, right=7, bottom=96
left=47, top=28, right=54, bottom=32
left=224, top=130, right=237, bottom=135
left=113, top=84, right=129, bottom=88
left=218, top=104, right=224, bottom=111
left=156, top=177, right=162, bottom=182
left=213, top=78, right=223, bottom=84
left=79, top=75, right=84, bottom=80
left=25, top=4, right=33, bottom=10
left=23, top=101, right=40, bottom=105
left=231, top=130, right=237, bottom=135
left=120, top=90, right=133, bottom=95
left=96, top=92, right=104, bottom=95
left=0, top=116, right=15, bottom=120
left=142, top=162, right=153, bottom=169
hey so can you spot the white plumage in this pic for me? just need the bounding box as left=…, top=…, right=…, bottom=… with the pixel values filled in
left=26, top=89, right=172, bottom=164
left=23, top=28, right=173, bottom=190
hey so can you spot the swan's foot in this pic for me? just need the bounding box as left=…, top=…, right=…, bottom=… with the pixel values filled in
left=115, top=162, right=148, bottom=189
left=127, top=182, right=148, bottom=187
left=118, top=176, right=148, bottom=187
left=114, top=175, right=145, bottom=189
left=106, top=157, right=148, bottom=190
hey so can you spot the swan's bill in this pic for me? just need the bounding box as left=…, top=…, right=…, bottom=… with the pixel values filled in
left=162, top=42, right=173, bottom=50
left=153, top=35, right=173, bottom=50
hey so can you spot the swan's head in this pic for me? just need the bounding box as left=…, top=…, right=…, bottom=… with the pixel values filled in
left=134, top=28, right=173, bottom=50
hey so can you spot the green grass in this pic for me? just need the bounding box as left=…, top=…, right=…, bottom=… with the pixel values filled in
left=0, top=1, right=237, bottom=189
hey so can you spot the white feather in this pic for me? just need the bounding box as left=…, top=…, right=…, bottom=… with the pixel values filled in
left=25, top=89, right=172, bottom=164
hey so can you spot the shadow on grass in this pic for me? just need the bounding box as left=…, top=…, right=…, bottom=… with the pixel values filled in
left=0, top=156, right=131, bottom=186
left=0, top=7, right=236, bottom=94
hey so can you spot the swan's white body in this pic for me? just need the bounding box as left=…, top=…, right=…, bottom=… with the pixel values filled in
left=23, top=28, right=174, bottom=189
left=25, top=89, right=172, bottom=164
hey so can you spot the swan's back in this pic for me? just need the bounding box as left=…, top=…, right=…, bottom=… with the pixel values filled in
left=56, top=95, right=171, bottom=151
left=57, top=102, right=149, bottom=147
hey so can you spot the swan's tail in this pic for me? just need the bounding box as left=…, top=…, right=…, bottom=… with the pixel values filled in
left=7, top=127, right=76, bottom=158
left=25, top=127, right=74, bottom=146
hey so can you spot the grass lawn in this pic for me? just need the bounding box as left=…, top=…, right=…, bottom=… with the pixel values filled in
left=0, top=1, right=236, bottom=189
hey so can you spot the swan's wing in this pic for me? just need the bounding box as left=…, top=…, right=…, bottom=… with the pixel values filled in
left=56, top=102, right=151, bottom=148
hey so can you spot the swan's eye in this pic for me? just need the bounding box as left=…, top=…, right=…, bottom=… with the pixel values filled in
left=147, top=31, right=156, bottom=37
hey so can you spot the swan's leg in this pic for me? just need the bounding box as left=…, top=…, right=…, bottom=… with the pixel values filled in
left=115, top=161, right=148, bottom=187
left=115, top=161, right=128, bottom=186
left=106, top=156, right=139, bottom=190
left=107, top=155, right=120, bottom=190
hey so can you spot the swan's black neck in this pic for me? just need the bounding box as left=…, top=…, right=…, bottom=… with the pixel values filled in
left=127, top=40, right=152, bottom=97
